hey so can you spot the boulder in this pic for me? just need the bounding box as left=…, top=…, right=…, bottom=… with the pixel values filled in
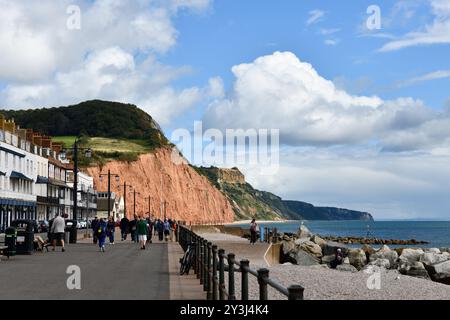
left=343, top=257, right=350, bottom=265
left=297, top=225, right=313, bottom=239
left=399, top=261, right=430, bottom=279
left=425, top=260, right=450, bottom=284
left=347, top=249, right=368, bottom=270
left=336, top=264, right=358, bottom=273
left=310, top=234, right=327, bottom=247
left=298, top=240, right=323, bottom=259
left=368, top=258, right=391, bottom=269
left=361, top=244, right=376, bottom=256
left=293, top=250, right=320, bottom=266
left=420, top=252, right=450, bottom=266
left=424, top=248, right=441, bottom=254
left=321, top=241, right=348, bottom=256
left=369, top=246, right=398, bottom=268
left=398, top=249, right=424, bottom=264
left=321, top=254, right=335, bottom=265
left=281, top=241, right=296, bottom=256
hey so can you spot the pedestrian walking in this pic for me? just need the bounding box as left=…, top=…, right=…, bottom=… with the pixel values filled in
left=250, top=219, right=258, bottom=245
left=130, top=215, right=138, bottom=243
left=146, top=217, right=153, bottom=244
left=91, top=217, right=99, bottom=244
left=50, top=213, right=66, bottom=252
left=120, top=216, right=130, bottom=241
left=96, top=218, right=108, bottom=252
left=163, top=219, right=170, bottom=242
left=107, top=216, right=116, bottom=245
left=157, top=219, right=164, bottom=241
left=137, top=216, right=148, bottom=250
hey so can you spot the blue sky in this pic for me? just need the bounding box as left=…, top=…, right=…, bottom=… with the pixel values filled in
left=1, top=0, right=450, bottom=219
left=160, top=0, right=450, bottom=134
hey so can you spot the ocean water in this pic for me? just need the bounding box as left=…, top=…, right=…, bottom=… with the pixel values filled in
left=231, top=220, right=450, bottom=249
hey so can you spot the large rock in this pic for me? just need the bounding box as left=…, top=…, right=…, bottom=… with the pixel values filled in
left=310, top=234, right=327, bottom=247
left=281, top=241, right=296, bottom=256
left=425, top=260, right=450, bottom=284
left=399, top=261, right=430, bottom=279
left=424, top=248, right=441, bottom=254
left=420, top=252, right=450, bottom=266
left=369, top=245, right=398, bottom=268
left=294, top=250, right=320, bottom=266
left=321, top=254, right=336, bottom=265
left=336, top=264, right=358, bottom=273
left=298, top=240, right=323, bottom=259
left=399, top=249, right=424, bottom=265
left=297, top=224, right=313, bottom=239
left=347, top=249, right=367, bottom=270
left=367, top=258, right=391, bottom=269
left=321, top=241, right=348, bottom=256
left=361, top=244, right=376, bottom=256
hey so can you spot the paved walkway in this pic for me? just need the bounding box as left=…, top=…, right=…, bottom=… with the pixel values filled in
left=0, top=233, right=205, bottom=300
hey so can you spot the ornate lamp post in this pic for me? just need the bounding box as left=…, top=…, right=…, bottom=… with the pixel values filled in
left=99, top=170, right=120, bottom=219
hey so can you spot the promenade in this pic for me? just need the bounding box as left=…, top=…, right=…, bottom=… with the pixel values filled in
left=0, top=233, right=205, bottom=300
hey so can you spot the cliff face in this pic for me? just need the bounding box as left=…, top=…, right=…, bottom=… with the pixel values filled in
left=86, top=148, right=235, bottom=223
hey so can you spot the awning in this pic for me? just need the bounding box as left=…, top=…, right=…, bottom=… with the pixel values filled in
left=0, top=171, right=6, bottom=176
left=36, top=176, right=49, bottom=184
left=10, top=171, right=33, bottom=182
left=0, top=198, right=36, bottom=207
left=48, top=178, right=71, bottom=188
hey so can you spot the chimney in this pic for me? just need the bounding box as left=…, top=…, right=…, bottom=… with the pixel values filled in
left=33, top=132, right=43, bottom=146
left=41, top=136, right=52, bottom=148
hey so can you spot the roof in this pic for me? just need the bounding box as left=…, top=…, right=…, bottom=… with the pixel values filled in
left=10, top=171, right=33, bottom=182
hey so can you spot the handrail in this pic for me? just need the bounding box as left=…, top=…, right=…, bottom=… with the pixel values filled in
left=178, top=224, right=304, bottom=301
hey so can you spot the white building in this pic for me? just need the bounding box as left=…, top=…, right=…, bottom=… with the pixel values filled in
left=67, top=170, right=97, bottom=220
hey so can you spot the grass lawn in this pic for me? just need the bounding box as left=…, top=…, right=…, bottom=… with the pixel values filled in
left=52, top=136, right=77, bottom=147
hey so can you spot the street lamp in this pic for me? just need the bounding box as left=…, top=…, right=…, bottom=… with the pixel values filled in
left=99, top=170, right=120, bottom=219
left=144, top=196, right=152, bottom=218
left=127, top=188, right=141, bottom=218
left=60, top=138, right=92, bottom=221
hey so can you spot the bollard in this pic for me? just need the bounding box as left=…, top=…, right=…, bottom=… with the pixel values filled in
left=199, top=241, right=204, bottom=284
left=240, top=260, right=250, bottom=300
left=218, top=249, right=226, bottom=300
left=203, top=239, right=208, bottom=292
left=212, top=245, right=218, bottom=300
left=257, top=268, right=270, bottom=300
left=207, top=242, right=213, bottom=300
left=227, top=253, right=236, bottom=300
left=288, top=285, right=304, bottom=300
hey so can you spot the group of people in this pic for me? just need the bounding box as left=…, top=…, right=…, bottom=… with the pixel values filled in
left=89, top=215, right=178, bottom=252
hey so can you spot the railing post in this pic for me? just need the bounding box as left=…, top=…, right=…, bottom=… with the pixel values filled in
left=207, top=242, right=213, bottom=300
left=218, top=249, right=225, bottom=300
left=203, top=239, right=208, bottom=292
left=240, top=260, right=250, bottom=300
left=196, top=236, right=201, bottom=278
left=288, top=285, right=304, bottom=300
left=257, top=268, right=270, bottom=300
left=212, top=245, right=218, bottom=300
left=227, top=253, right=236, bottom=300
left=273, top=228, right=278, bottom=244
left=264, top=227, right=268, bottom=243
left=199, top=240, right=204, bottom=284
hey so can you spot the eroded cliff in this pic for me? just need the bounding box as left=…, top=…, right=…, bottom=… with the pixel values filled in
left=87, top=148, right=235, bottom=223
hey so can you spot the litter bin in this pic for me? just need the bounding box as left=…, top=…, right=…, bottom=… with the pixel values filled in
left=5, top=227, right=17, bottom=258
left=65, top=220, right=78, bottom=244
left=11, top=220, right=34, bottom=255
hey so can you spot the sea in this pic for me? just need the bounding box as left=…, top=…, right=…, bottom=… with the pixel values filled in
left=231, top=220, right=450, bottom=249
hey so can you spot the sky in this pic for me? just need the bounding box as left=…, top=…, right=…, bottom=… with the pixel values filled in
left=1, top=0, right=450, bottom=220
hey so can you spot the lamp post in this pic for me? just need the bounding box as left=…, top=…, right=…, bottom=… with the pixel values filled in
left=144, top=196, right=152, bottom=218
left=99, top=170, right=120, bottom=219
left=128, top=189, right=141, bottom=218
left=59, top=138, right=92, bottom=221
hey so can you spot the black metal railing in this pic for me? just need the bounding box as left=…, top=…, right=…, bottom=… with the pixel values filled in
left=178, top=225, right=304, bottom=300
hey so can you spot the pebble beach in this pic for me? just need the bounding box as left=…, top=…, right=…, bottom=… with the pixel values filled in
left=198, top=231, right=450, bottom=300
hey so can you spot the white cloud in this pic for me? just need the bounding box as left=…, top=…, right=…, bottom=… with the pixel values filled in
left=0, top=0, right=213, bottom=125
left=380, top=0, right=450, bottom=52
left=242, top=147, right=450, bottom=220
left=203, top=51, right=442, bottom=149
left=319, top=28, right=340, bottom=36
left=324, top=39, right=339, bottom=46
left=398, top=70, right=450, bottom=87
left=306, top=10, right=325, bottom=26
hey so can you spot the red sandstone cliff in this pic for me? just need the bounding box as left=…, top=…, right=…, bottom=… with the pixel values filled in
left=86, top=148, right=235, bottom=223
